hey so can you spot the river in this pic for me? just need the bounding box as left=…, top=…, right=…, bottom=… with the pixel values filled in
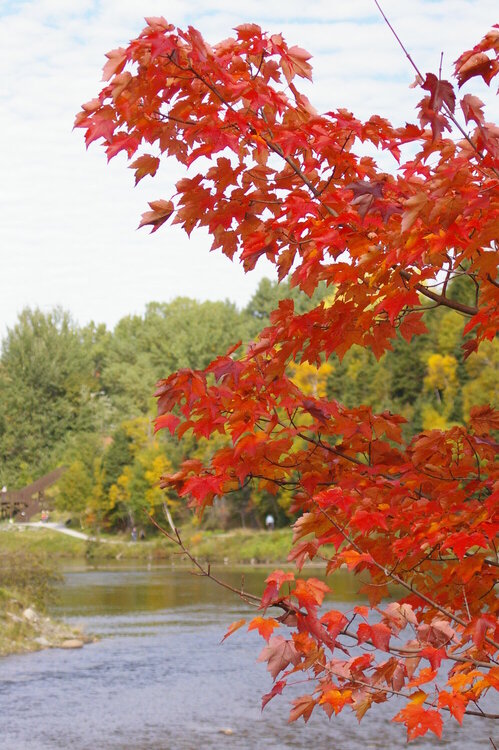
left=0, top=565, right=496, bottom=749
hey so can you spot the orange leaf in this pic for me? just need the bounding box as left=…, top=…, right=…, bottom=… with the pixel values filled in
left=154, top=413, right=180, bottom=435
left=407, top=667, right=438, bottom=688
left=129, top=154, right=160, bottom=185
left=288, top=694, right=316, bottom=723
left=401, top=193, right=428, bottom=233
left=257, top=636, right=300, bottom=680
left=138, top=200, right=174, bottom=233
left=393, top=703, right=443, bottom=741
left=248, top=616, right=280, bottom=642
left=102, top=47, right=127, bottom=81
left=340, top=550, right=373, bottom=571
left=438, top=691, right=466, bottom=724
left=220, top=618, right=246, bottom=643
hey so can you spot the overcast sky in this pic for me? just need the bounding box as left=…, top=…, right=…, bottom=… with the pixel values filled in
left=1, top=0, right=497, bottom=339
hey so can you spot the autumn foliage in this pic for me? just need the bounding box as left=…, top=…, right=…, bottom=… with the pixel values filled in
left=76, top=16, right=499, bottom=742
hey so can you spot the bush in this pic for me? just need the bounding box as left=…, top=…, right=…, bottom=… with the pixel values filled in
left=0, top=550, right=62, bottom=610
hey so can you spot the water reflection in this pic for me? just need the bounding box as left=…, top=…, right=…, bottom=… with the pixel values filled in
left=55, top=565, right=362, bottom=618
left=0, top=565, right=496, bottom=750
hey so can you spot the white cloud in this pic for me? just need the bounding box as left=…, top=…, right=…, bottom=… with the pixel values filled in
left=1, top=0, right=497, bottom=338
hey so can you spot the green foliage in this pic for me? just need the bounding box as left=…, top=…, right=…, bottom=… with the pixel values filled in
left=245, top=278, right=328, bottom=329
left=56, top=459, right=94, bottom=514
left=462, top=338, right=499, bottom=420
left=0, top=308, right=98, bottom=485
left=0, top=549, right=62, bottom=611
left=99, top=298, right=251, bottom=416
left=2, top=278, right=495, bottom=534
left=102, top=427, right=132, bottom=492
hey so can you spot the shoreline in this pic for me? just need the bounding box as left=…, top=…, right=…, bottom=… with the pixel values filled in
left=0, top=523, right=295, bottom=565
left=0, top=587, right=94, bottom=657
left=0, top=524, right=294, bottom=657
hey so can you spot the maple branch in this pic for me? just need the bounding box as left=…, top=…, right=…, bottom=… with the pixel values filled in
left=399, top=270, right=478, bottom=315
left=286, top=411, right=366, bottom=469
left=148, top=513, right=261, bottom=607
left=391, top=644, right=495, bottom=670
left=316, top=131, right=354, bottom=196
left=250, top=52, right=265, bottom=81
left=159, top=487, right=487, bottom=673
left=442, top=261, right=452, bottom=297
left=372, top=1, right=423, bottom=80
left=319, top=659, right=499, bottom=719
left=465, top=435, right=482, bottom=482
left=149, top=511, right=327, bottom=631
left=312, top=500, right=499, bottom=650
left=259, top=113, right=329, bottom=207
left=373, top=0, right=499, bottom=179
left=154, top=111, right=197, bottom=127
left=335, top=621, right=495, bottom=670
left=462, top=585, right=472, bottom=622
left=464, top=710, right=499, bottom=720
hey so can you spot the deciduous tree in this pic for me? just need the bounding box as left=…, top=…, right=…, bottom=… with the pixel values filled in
left=0, top=308, right=98, bottom=485
left=76, top=14, right=498, bottom=742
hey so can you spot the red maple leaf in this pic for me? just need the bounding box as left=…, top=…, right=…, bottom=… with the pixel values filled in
left=257, top=636, right=300, bottom=680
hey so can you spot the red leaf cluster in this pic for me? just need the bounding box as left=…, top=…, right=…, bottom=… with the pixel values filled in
left=77, top=19, right=499, bottom=743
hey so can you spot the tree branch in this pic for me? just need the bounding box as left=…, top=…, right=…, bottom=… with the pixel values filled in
left=312, top=500, right=499, bottom=650
left=399, top=269, right=478, bottom=315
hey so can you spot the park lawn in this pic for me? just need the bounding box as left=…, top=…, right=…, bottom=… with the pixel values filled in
left=0, top=525, right=295, bottom=564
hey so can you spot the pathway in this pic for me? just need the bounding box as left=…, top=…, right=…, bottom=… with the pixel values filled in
left=22, top=522, right=99, bottom=541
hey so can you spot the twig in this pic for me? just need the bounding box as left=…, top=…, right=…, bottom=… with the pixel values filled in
left=373, top=0, right=499, bottom=178
left=149, top=513, right=261, bottom=607
left=318, top=658, right=499, bottom=719
left=311, top=499, right=499, bottom=650
left=373, top=0, right=423, bottom=79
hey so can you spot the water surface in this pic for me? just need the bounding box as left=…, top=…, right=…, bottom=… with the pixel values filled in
left=0, top=565, right=496, bottom=749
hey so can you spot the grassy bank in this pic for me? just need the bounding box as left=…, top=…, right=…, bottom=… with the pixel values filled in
left=0, top=586, right=93, bottom=656
left=0, top=526, right=171, bottom=561
left=0, top=548, right=93, bottom=656
left=0, top=525, right=298, bottom=657
left=0, top=524, right=294, bottom=565
left=186, top=528, right=293, bottom=564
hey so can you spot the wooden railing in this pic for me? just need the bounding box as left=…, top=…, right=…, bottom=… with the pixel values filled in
left=0, top=467, right=66, bottom=521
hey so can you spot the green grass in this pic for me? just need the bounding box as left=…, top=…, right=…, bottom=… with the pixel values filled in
left=0, top=528, right=178, bottom=561
left=0, top=548, right=91, bottom=656
left=0, top=527, right=87, bottom=557
left=186, top=528, right=293, bottom=564
left=0, top=586, right=37, bottom=655
left=0, top=524, right=295, bottom=564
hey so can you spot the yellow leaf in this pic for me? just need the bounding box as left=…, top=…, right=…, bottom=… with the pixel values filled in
left=410, top=691, right=427, bottom=705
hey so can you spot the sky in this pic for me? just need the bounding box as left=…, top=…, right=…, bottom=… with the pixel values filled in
left=0, top=0, right=497, bottom=339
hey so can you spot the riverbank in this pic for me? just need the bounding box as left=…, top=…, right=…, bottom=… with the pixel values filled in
left=0, top=523, right=294, bottom=565
left=0, top=586, right=93, bottom=656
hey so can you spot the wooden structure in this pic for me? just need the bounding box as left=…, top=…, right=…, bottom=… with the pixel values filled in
left=0, top=467, right=66, bottom=522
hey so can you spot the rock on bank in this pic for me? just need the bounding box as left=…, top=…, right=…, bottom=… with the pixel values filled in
left=0, top=590, right=94, bottom=656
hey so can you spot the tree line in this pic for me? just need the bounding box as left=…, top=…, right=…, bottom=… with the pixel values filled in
left=0, top=277, right=495, bottom=532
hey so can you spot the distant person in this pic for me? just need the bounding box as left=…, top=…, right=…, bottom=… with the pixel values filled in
left=131, top=526, right=137, bottom=542
left=139, top=528, right=146, bottom=541
left=265, top=513, right=275, bottom=531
